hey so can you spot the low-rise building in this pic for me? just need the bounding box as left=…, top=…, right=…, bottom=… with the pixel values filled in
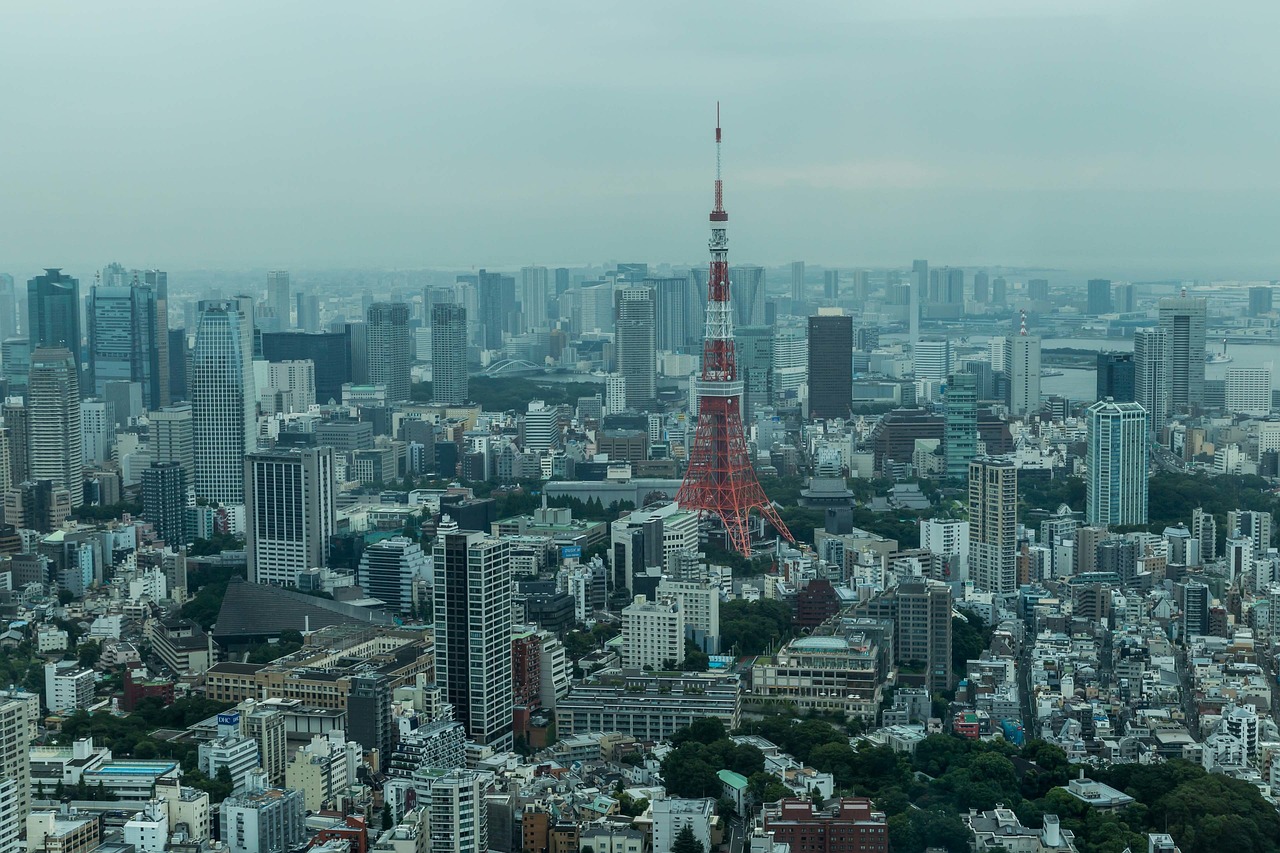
left=762, top=798, right=889, bottom=853
left=555, top=670, right=741, bottom=741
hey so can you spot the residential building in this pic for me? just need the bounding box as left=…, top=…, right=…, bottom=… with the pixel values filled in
left=43, top=662, right=94, bottom=715
left=367, top=302, right=412, bottom=402
left=621, top=594, right=684, bottom=670
left=219, top=768, right=306, bottom=853
left=652, top=799, right=715, bottom=853
left=969, top=458, right=1018, bottom=597
left=430, top=303, right=468, bottom=405
left=237, top=700, right=288, bottom=787
left=191, top=298, right=257, bottom=504
left=0, top=690, right=35, bottom=853
left=28, top=347, right=84, bottom=508
left=357, top=536, right=428, bottom=615
left=1085, top=400, right=1149, bottom=527
left=1133, top=328, right=1170, bottom=433
left=285, top=731, right=360, bottom=812
left=423, top=769, right=489, bottom=853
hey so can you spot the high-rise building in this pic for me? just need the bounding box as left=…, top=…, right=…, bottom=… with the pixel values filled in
left=28, top=347, right=84, bottom=508
left=357, top=535, right=428, bottom=615
left=191, top=298, right=257, bottom=505
left=1096, top=352, right=1135, bottom=403
left=26, top=269, right=83, bottom=387
left=735, top=325, right=774, bottom=418
left=0, top=274, right=17, bottom=344
left=1133, top=328, right=1170, bottom=433
left=772, top=329, right=807, bottom=403
left=433, top=517, right=513, bottom=749
left=142, top=462, right=187, bottom=548
left=1228, top=509, right=1272, bottom=560
left=245, top=447, right=335, bottom=587
left=1191, top=506, right=1217, bottom=562
left=991, top=276, right=1007, bottom=305
left=1086, top=279, right=1112, bottom=314
left=2, top=339, right=30, bottom=394
left=1249, top=286, right=1273, bottom=317
left=168, top=327, right=188, bottom=401
left=366, top=302, right=411, bottom=402
left=1028, top=278, right=1049, bottom=301
left=823, top=269, right=839, bottom=300
left=261, top=331, right=351, bottom=404
left=1224, top=367, right=1271, bottom=416
left=790, top=261, right=805, bottom=302
left=807, top=311, right=853, bottom=420
left=266, top=271, right=290, bottom=332
left=1158, top=295, right=1207, bottom=409
left=149, top=404, right=195, bottom=482
left=943, top=372, right=978, bottom=481
left=0, top=689, right=35, bottom=853
left=615, top=287, right=657, bottom=410
left=968, top=458, right=1017, bottom=597
left=1114, top=282, right=1136, bottom=313
left=912, top=338, right=952, bottom=382
left=973, top=271, right=989, bottom=303
left=477, top=269, right=515, bottom=350
left=295, top=292, right=320, bottom=332
left=423, top=769, right=489, bottom=853
left=650, top=277, right=696, bottom=352
left=519, top=266, right=549, bottom=331
left=523, top=400, right=562, bottom=453
left=430, top=304, right=468, bottom=405
left=1085, top=399, right=1149, bottom=527
left=1006, top=321, right=1041, bottom=417
left=88, top=272, right=169, bottom=409
left=3, top=400, right=28, bottom=487
left=730, top=265, right=766, bottom=326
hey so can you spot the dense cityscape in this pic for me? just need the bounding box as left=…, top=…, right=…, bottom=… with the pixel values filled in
left=7, top=5, right=1280, bottom=853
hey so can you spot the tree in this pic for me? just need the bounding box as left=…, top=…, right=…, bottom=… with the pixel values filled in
left=671, top=824, right=706, bottom=853
left=382, top=802, right=393, bottom=830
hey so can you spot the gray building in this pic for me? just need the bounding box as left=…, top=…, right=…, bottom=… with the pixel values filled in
left=430, top=303, right=468, bottom=405
left=366, top=302, right=412, bottom=402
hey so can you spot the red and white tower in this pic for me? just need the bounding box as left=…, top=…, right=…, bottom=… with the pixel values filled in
left=675, top=108, right=794, bottom=556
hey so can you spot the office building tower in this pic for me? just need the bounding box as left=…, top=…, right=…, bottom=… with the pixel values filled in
left=191, top=298, right=256, bottom=505
left=266, top=270, right=290, bottom=332
left=1133, top=328, right=1170, bottom=433
left=937, top=267, right=965, bottom=305
left=261, top=331, right=350, bottom=405
left=991, top=276, right=1007, bottom=304
left=433, top=517, right=513, bottom=749
left=553, top=267, right=570, bottom=296
left=258, top=360, right=314, bottom=415
left=772, top=329, right=807, bottom=403
left=1028, top=278, right=1049, bottom=301
left=346, top=672, right=393, bottom=762
left=1113, top=282, right=1136, bottom=313
left=913, top=338, right=952, bottom=382
left=615, top=287, right=657, bottom=410
left=968, top=458, right=1017, bottom=597
left=1191, top=506, right=1217, bottom=562
left=823, top=269, right=839, bottom=300
left=736, top=326, right=774, bottom=418
left=1096, top=353, right=1135, bottom=403
left=357, top=536, right=428, bottom=615
left=944, top=372, right=978, bottom=481
left=1086, top=279, right=1112, bottom=314
left=79, top=399, right=113, bottom=465
left=142, top=462, right=187, bottom=548
left=28, top=348, right=83, bottom=508
left=1225, top=367, right=1271, bottom=416
left=26, top=269, right=83, bottom=384
left=650, top=277, right=696, bottom=352
left=729, top=265, right=765, bottom=326
left=167, top=328, right=188, bottom=401
left=1249, top=286, right=1273, bottom=317
left=366, top=303, right=411, bottom=402
left=523, top=400, right=562, bottom=452
left=0, top=690, right=35, bottom=853
left=909, top=260, right=926, bottom=343
left=519, top=266, right=549, bottom=330
left=1006, top=317, right=1041, bottom=416
left=807, top=311, right=853, bottom=420
left=344, top=320, right=369, bottom=384
left=1158, top=295, right=1207, bottom=409
left=0, top=274, right=16, bottom=344
left=2, top=339, right=29, bottom=393
left=790, top=261, right=805, bottom=302
left=245, top=447, right=335, bottom=587
left=149, top=403, right=195, bottom=483
left=3, top=400, right=27, bottom=486
left=295, top=292, right=320, bottom=332
left=477, top=269, right=515, bottom=350
left=850, top=269, right=870, bottom=301
left=1228, top=509, right=1272, bottom=560
left=972, top=270, right=989, bottom=303
left=431, top=304, right=468, bottom=405
left=1085, top=399, right=1149, bottom=527
left=88, top=271, right=169, bottom=410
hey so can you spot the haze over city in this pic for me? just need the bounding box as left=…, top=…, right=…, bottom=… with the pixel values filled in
left=7, top=1, right=1280, bottom=277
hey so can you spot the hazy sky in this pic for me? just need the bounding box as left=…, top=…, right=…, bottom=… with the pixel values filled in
left=5, top=1, right=1280, bottom=277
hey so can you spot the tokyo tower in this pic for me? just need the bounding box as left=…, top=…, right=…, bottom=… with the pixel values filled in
left=675, top=107, right=794, bottom=556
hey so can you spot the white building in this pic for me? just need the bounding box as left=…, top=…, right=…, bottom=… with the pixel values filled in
left=658, top=578, right=721, bottom=653
left=198, top=712, right=261, bottom=792
left=80, top=399, right=114, bottom=465
left=219, top=768, right=306, bottom=853
left=123, top=800, right=169, bottom=853
left=43, top=662, right=94, bottom=715
left=1085, top=400, right=1149, bottom=527
left=1007, top=331, right=1042, bottom=417
left=357, top=536, right=429, bottom=614
left=610, top=502, right=700, bottom=591
left=0, top=689, right=36, bottom=853
left=920, top=518, right=970, bottom=581
left=422, top=769, right=490, bottom=853
left=652, top=798, right=715, bottom=853
left=912, top=338, right=952, bottom=382
left=1225, top=368, right=1272, bottom=416
left=523, top=400, right=562, bottom=452
left=284, top=730, right=361, bottom=812
left=622, top=594, right=684, bottom=670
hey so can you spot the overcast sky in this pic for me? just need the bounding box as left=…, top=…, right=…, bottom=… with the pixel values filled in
left=4, top=1, right=1279, bottom=277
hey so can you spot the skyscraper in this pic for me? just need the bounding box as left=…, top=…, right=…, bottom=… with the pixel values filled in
left=823, top=269, right=839, bottom=300
left=0, top=274, right=17, bottom=344
left=191, top=298, right=257, bottom=505
left=266, top=270, right=290, bottom=332
left=807, top=311, right=853, bottom=420
left=1086, top=279, right=1113, bottom=314
left=650, top=277, right=696, bottom=352
left=790, top=261, right=805, bottom=302
left=1158, top=294, right=1207, bottom=409
left=944, top=372, right=978, bottom=481
left=736, top=325, right=774, bottom=419
left=615, top=287, right=656, bottom=410
left=245, top=447, right=335, bottom=586
left=142, top=462, right=187, bottom=548
left=295, top=292, right=320, bottom=332
left=28, top=347, right=84, bottom=508
left=476, top=269, right=515, bottom=350
left=968, top=457, right=1017, bottom=597
left=433, top=517, right=513, bottom=749
left=1085, top=399, right=1149, bottom=527
left=261, top=331, right=351, bottom=404
left=1224, top=367, right=1271, bottom=416
left=973, top=271, right=989, bottom=303
left=1133, top=328, right=1170, bottom=433
left=87, top=273, right=169, bottom=409
left=912, top=338, right=952, bottom=382
left=519, top=266, right=549, bottom=331
left=0, top=689, right=35, bottom=853
left=729, top=266, right=766, bottom=326
left=1249, top=286, right=1274, bottom=317
left=27, top=269, right=83, bottom=389
left=1096, top=352, right=1135, bottom=403
left=1006, top=319, right=1041, bottom=416
left=431, top=304, right=468, bottom=405
left=366, top=303, right=412, bottom=402
left=1028, top=278, right=1049, bottom=301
